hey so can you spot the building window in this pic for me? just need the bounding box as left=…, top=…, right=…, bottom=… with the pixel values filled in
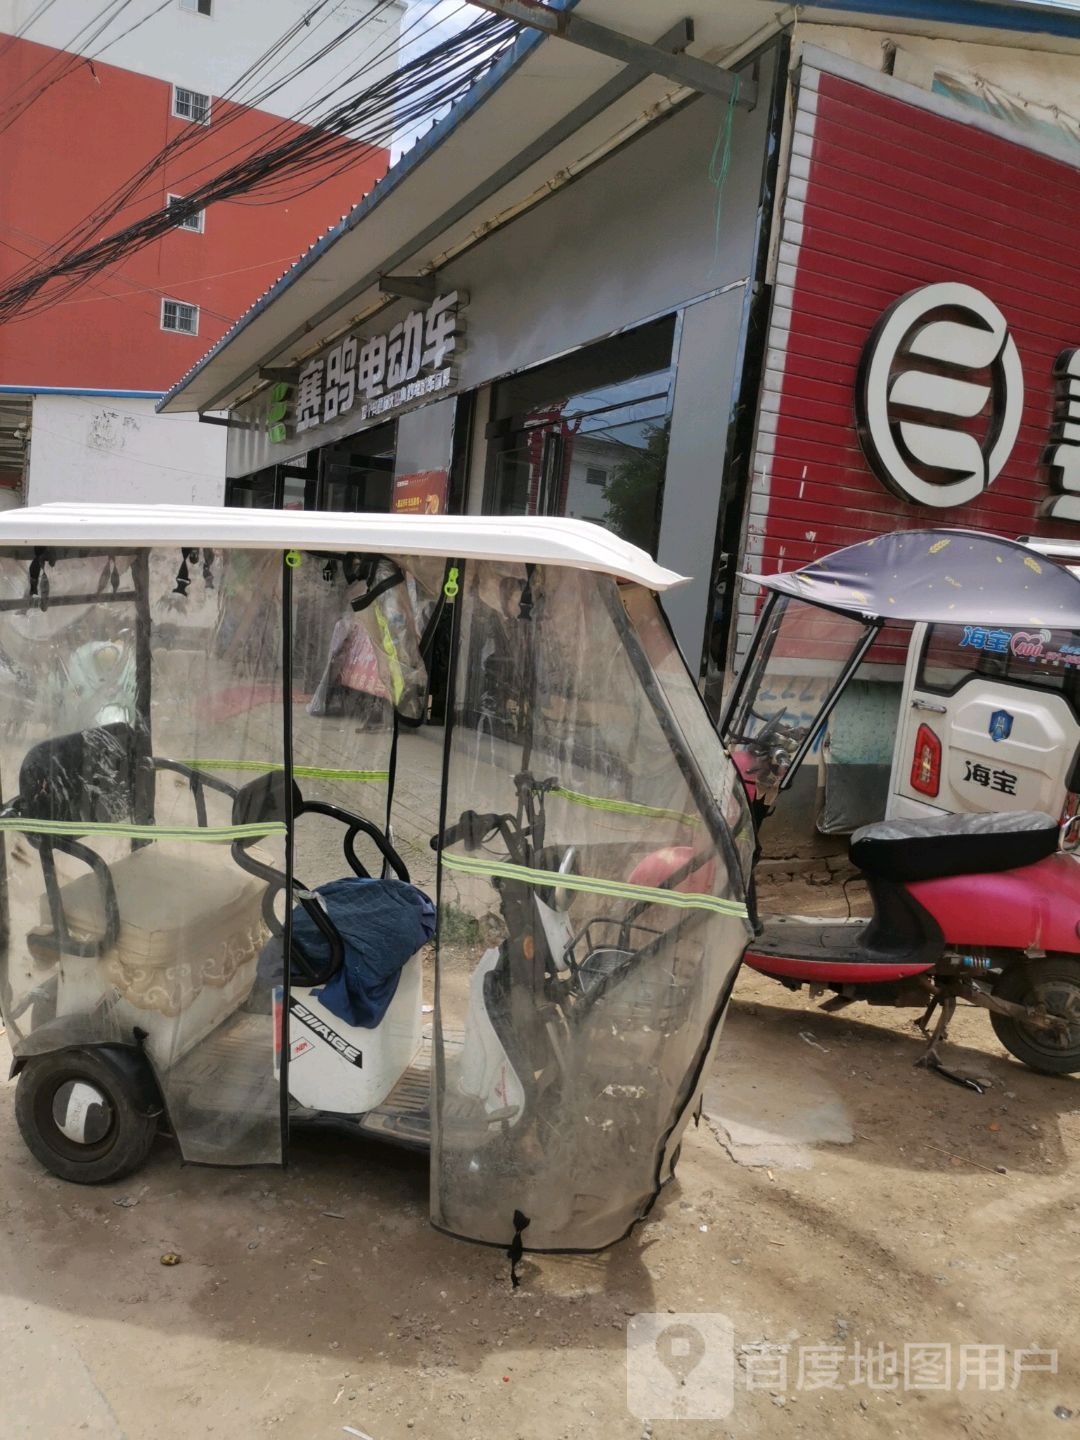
left=172, top=85, right=211, bottom=124
left=485, top=315, right=676, bottom=556
left=166, top=195, right=205, bottom=232
left=161, top=299, right=199, bottom=335
left=180, top=0, right=212, bottom=14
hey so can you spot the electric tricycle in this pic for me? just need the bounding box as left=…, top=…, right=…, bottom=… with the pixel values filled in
left=0, top=503, right=753, bottom=1254
left=888, top=537, right=1080, bottom=824
left=723, top=529, right=1080, bottom=1084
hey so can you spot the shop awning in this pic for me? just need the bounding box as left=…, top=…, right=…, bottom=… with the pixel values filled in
left=157, top=0, right=767, bottom=416
left=0, top=503, right=688, bottom=589
left=157, top=0, right=1080, bottom=419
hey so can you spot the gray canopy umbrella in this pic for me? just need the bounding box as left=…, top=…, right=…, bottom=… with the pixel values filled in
left=746, top=529, right=1080, bottom=629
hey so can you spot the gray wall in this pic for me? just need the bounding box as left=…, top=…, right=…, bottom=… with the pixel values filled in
left=449, top=57, right=773, bottom=394
left=658, top=286, right=749, bottom=664
left=228, top=49, right=776, bottom=660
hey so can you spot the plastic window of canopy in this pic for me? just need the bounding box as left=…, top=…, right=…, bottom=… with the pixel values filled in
left=0, top=547, right=287, bottom=1167
left=430, top=561, right=751, bottom=1253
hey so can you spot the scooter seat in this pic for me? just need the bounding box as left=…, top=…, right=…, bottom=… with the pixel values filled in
left=850, top=810, right=1059, bottom=884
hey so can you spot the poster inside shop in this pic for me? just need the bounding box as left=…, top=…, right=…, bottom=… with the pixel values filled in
left=392, top=469, right=448, bottom=515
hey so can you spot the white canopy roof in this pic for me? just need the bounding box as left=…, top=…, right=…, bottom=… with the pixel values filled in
left=0, top=504, right=687, bottom=590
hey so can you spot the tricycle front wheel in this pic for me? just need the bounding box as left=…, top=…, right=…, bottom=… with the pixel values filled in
left=990, top=958, right=1080, bottom=1075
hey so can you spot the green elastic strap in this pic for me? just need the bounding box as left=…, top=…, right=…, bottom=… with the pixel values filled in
left=180, top=760, right=389, bottom=782
left=551, top=786, right=701, bottom=828
left=0, top=819, right=286, bottom=844
left=373, top=607, right=407, bottom=706
left=441, top=851, right=748, bottom=920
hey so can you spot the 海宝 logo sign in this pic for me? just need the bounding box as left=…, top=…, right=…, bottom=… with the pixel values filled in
left=855, top=282, right=1024, bottom=508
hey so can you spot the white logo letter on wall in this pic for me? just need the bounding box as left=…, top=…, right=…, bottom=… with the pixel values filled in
left=855, top=282, right=1024, bottom=508
left=1043, top=349, right=1080, bottom=521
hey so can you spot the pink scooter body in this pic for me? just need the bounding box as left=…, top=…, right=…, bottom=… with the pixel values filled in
left=732, top=742, right=1080, bottom=977
left=909, top=851, right=1080, bottom=957
left=744, top=851, right=1080, bottom=986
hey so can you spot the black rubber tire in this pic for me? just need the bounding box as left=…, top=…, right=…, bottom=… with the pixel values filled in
left=990, top=959, right=1080, bottom=1076
left=15, top=1049, right=158, bottom=1184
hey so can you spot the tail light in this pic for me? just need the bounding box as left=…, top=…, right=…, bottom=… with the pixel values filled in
left=910, top=723, right=942, bottom=797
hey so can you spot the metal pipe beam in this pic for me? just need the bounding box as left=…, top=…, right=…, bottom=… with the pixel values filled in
left=470, top=2, right=756, bottom=107
left=379, top=274, right=439, bottom=303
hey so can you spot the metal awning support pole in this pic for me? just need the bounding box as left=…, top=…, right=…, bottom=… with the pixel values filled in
left=470, top=2, right=756, bottom=107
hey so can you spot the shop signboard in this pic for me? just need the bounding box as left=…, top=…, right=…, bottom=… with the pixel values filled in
left=747, top=52, right=1080, bottom=617
left=855, top=281, right=1025, bottom=511
left=275, top=292, right=465, bottom=444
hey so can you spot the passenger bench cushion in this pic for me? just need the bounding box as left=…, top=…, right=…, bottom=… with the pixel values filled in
left=33, top=844, right=265, bottom=1017
left=849, top=810, right=1059, bottom=884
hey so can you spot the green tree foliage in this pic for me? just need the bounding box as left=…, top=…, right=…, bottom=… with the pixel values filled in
left=602, top=418, right=670, bottom=554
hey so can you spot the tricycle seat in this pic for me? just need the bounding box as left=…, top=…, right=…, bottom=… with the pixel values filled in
left=32, top=844, right=264, bottom=1015
left=849, top=810, right=1059, bottom=884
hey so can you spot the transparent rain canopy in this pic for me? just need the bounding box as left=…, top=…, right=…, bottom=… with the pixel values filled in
left=0, top=532, right=752, bottom=1245
left=624, top=587, right=756, bottom=887
left=724, top=595, right=873, bottom=805
left=293, top=554, right=397, bottom=852
left=433, top=563, right=751, bottom=1251
left=0, top=547, right=286, bottom=1165
left=291, top=550, right=442, bottom=874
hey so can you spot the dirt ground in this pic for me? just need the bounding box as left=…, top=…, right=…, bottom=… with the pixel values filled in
left=4, top=560, right=1075, bottom=1436
left=1, top=931, right=1078, bottom=1440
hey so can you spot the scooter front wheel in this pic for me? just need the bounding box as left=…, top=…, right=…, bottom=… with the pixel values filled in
left=990, top=958, right=1080, bottom=1075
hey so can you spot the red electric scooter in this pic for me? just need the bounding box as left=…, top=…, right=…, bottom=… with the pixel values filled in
left=721, top=529, right=1080, bottom=1086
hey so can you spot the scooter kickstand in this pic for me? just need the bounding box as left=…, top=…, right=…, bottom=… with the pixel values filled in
left=913, top=994, right=985, bottom=1093
left=915, top=993, right=954, bottom=1068
left=914, top=996, right=939, bottom=1039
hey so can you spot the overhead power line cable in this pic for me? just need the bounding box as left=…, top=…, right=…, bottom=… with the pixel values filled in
left=0, top=220, right=237, bottom=325
left=0, top=0, right=62, bottom=61
left=150, top=0, right=447, bottom=199
left=0, top=10, right=518, bottom=325
left=0, top=0, right=140, bottom=134
left=0, top=0, right=407, bottom=289
left=88, top=0, right=176, bottom=64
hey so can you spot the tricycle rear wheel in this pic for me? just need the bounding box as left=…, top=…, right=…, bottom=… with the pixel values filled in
left=15, top=1049, right=159, bottom=1183
left=990, top=958, right=1080, bottom=1075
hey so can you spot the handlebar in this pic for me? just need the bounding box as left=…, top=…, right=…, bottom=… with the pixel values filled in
left=429, top=773, right=561, bottom=861
left=430, top=809, right=504, bottom=852
left=731, top=707, right=803, bottom=753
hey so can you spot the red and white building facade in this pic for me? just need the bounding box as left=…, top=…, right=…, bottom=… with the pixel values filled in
left=739, top=27, right=1080, bottom=650
left=0, top=0, right=401, bottom=505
